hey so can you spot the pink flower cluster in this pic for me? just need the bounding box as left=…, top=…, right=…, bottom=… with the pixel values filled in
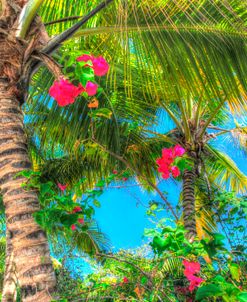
left=183, top=260, right=204, bottom=292
left=156, top=145, right=185, bottom=179
left=49, top=79, right=98, bottom=107
left=70, top=206, right=84, bottom=230
left=118, top=276, right=129, bottom=286
left=49, top=80, right=85, bottom=107
left=57, top=183, right=67, bottom=192
left=49, top=54, right=109, bottom=107
left=57, top=185, right=84, bottom=230
left=77, top=54, right=109, bottom=76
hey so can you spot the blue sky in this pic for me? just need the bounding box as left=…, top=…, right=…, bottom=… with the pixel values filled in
left=94, top=180, right=181, bottom=250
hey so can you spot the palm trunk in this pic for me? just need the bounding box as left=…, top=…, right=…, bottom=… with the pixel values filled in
left=2, top=231, right=17, bottom=302
left=0, top=79, right=56, bottom=301
left=182, top=169, right=197, bottom=240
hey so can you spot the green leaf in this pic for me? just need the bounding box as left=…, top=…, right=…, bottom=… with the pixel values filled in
left=95, top=180, right=105, bottom=187
left=60, top=213, right=78, bottom=227
left=91, top=108, right=113, bottom=119
left=212, top=275, right=226, bottom=283
left=150, top=203, right=158, bottom=211
left=40, top=182, right=53, bottom=196
left=151, top=236, right=171, bottom=254
left=237, top=292, right=247, bottom=302
left=93, top=199, right=101, bottom=208
left=229, top=263, right=240, bottom=282
left=212, top=233, right=225, bottom=245
left=144, top=228, right=159, bottom=237
left=196, top=284, right=224, bottom=300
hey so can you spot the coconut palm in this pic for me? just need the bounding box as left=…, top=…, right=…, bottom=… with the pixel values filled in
left=0, top=0, right=116, bottom=300
left=1, top=0, right=247, bottom=301
left=152, top=100, right=247, bottom=239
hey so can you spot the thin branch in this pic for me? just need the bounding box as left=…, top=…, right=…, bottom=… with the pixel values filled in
left=177, top=100, right=191, bottom=142
left=194, top=85, right=207, bottom=130
left=71, top=25, right=247, bottom=39
left=214, top=130, right=230, bottom=137
left=44, top=16, right=82, bottom=26
left=106, top=183, right=144, bottom=189
left=96, top=253, right=151, bottom=280
left=207, top=125, right=231, bottom=131
left=143, top=129, right=176, bottom=144
left=199, top=97, right=227, bottom=139
left=158, top=100, right=183, bottom=134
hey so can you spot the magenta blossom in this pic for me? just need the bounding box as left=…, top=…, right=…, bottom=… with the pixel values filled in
left=171, top=166, right=180, bottom=178
left=72, top=206, right=82, bottom=213
left=78, top=218, right=84, bottom=225
left=156, top=144, right=185, bottom=180
left=49, top=79, right=84, bottom=106
left=183, top=260, right=204, bottom=292
left=92, top=56, right=109, bottom=76
left=183, top=260, right=200, bottom=276
left=58, top=183, right=67, bottom=192
left=76, top=54, right=93, bottom=62
left=188, top=276, right=204, bottom=292
left=85, top=81, right=98, bottom=96
left=76, top=54, right=109, bottom=76
left=174, top=144, right=186, bottom=157
left=71, top=224, right=76, bottom=231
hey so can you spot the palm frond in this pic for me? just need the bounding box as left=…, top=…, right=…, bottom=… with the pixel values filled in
left=204, top=144, right=247, bottom=193
left=72, top=220, right=110, bottom=255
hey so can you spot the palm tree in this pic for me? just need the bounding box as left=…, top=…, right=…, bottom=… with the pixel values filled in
left=151, top=99, right=247, bottom=239
left=0, top=0, right=113, bottom=300
left=1, top=0, right=247, bottom=300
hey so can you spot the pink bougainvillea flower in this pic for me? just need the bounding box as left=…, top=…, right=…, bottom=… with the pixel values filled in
left=122, top=177, right=128, bottom=181
left=188, top=276, right=204, bottom=292
left=157, top=145, right=186, bottom=180
left=92, top=56, right=109, bottom=76
left=162, top=147, right=174, bottom=162
left=183, top=260, right=204, bottom=292
left=183, top=260, right=201, bottom=276
left=85, top=81, right=98, bottom=96
left=72, top=206, right=82, bottom=213
left=174, top=144, right=186, bottom=157
left=171, top=166, right=180, bottom=178
left=112, top=170, right=118, bottom=174
left=76, top=54, right=109, bottom=76
left=49, top=79, right=84, bottom=106
left=162, top=171, right=170, bottom=179
left=123, top=277, right=129, bottom=283
left=78, top=218, right=84, bottom=225
left=71, top=224, right=76, bottom=231
left=76, top=54, right=93, bottom=62
left=57, top=183, right=67, bottom=192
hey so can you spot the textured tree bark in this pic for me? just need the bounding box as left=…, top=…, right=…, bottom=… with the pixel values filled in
left=0, top=79, right=56, bottom=301
left=182, top=169, right=197, bottom=240
left=2, top=231, right=17, bottom=302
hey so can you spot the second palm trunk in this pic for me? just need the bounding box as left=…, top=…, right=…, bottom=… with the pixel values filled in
left=182, top=169, right=197, bottom=239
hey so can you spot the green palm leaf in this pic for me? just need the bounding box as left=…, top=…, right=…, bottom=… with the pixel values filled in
left=205, top=144, right=247, bottom=193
